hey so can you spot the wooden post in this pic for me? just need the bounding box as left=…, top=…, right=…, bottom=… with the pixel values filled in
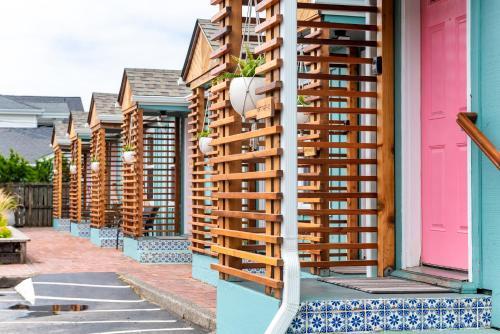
left=377, top=0, right=395, bottom=276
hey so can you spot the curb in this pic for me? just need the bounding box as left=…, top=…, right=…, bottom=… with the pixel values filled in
left=119, top=273, right=216, bottom=331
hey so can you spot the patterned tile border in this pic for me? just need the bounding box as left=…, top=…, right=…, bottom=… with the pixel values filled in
left=287, top=297, right=492, bottom=333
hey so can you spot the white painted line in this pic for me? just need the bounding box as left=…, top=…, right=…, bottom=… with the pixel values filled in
left=0, top=291, right=18, bottom=294
left=33, top=282, right=130, bottom=289
left=35, top=296, right=145, bottom=303
left=0, top=300, right=24, bottom=302
left=0, top=320, right=178, bottom=325
left=89, top=328, right=194, bottom=334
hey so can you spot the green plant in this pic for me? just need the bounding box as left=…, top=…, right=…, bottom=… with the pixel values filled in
left=123, top=144, right=135, bottom=152
left=0, top=226, right=12, bottom=239
left=0, top=150, right=53, bottom=183
left=91, top=156, right=99, bottom=163
left=0, top=189, right=17, bottom=215
left=197, top=130, right=211, bottom=139
left=0, top=215, right=7, bottom=227
left=297, top=95, right=311, bottom=107
left=214, top=45, right=265, bottom=84
left=32, top=158, right=53, bottom=183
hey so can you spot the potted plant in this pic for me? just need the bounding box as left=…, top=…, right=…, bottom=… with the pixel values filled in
left=215, top=46, right=266, bottom=116
left=0, top=189, right=17, bottom=234
left=198, top=130, right=213, bottom=155
left=69, top=161, right=77, bottom=175
left=91, top=156, right=100, bottom=173
left=123, top=144, right=135, bottom=164
left=297, top=95, right=311, bottom=124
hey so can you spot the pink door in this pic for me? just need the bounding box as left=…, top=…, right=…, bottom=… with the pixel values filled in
left=421, top=0, right=468, bottom=270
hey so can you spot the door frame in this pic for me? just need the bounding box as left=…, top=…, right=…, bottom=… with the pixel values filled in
left=399, top=0, right=473, bottom=281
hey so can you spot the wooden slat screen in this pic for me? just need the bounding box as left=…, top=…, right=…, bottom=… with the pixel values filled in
left=121, top=107, right=182, bottom=237
left=207, top=0, right=395, bottom=296
left=69, top=139, right=82, bottom=223
left=188, top=88, right=218, bottom=257
left=52, top=147, right=62, bottom=218
left=90, top=128, right=106, bottom=228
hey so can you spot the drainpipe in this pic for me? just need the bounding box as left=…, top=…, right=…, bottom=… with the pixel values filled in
left=264, top=1, right=300, bottom=333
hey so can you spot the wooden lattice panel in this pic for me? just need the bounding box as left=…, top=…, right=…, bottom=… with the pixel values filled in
left=52, top=147, right=62, bottom=218
left=121, top=107, right=182, bottom=237
left=90, top=128, right=106, bottom=228
left=188, top=88, right=218, bottom=256
left=69, top=139, right=82, bottom=223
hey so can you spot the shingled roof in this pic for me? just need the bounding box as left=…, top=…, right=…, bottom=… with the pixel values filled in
left=68, top=111, right=91, bottom=137
left=87, top=93, right=120, bottom=125
left=51, top=121, right=70, bottom=147
left=198, top=19, right=219, bottom=50
left=118, top=69, right=190, bottom=104
left=0, top=127, right=53, bottom=163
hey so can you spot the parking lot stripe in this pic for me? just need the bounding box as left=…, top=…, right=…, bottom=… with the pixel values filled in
left=35, top=296, right=146, bottom=303
left=89, top=328, right=194, bottom=334
left=33, top=282, right=130, bottom=289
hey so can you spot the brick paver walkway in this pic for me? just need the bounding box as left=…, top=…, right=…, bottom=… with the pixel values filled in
left=0, top=228, right=216, bottom=313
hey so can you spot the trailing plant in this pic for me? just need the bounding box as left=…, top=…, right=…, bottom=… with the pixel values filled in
left=123, top=144, right=135, bottom=152
left=197, top=130, right=211, bottom=139
left=91, top=156, right=99, bottom=163
left=61, top=156, right=70, bottom=183
left=213, top=45, right=265, bottom=84
left=297, top=95, right=311, bottom=107
left=0, top=189, right=17, bottom=234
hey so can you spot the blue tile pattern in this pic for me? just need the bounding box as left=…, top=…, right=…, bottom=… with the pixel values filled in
left=70, top=222, right=90, bottom=238
left=127, top=237, right=192, bottom=264
left=53, top=218, right=71, bottom=232
left=288, top=296, right=492, bottom=333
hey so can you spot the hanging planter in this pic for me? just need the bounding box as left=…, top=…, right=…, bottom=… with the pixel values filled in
left=297, top=95, right=312, bottom=125
left=122, top=144, right=136, bottom=164
left=69, top=164, right=77, bottom=175
left=198, top=131, right=213, bottom=155
left=91, top=157, right=100, bottom=173
left=215, top=46, right=266, bottom=117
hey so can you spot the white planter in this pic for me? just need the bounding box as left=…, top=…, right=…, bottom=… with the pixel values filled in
left=69, top=164, right=77, bottom=175
left=123, top=151, right=136, bottom=164
left=297, top=110, right=310, bottom=124
left=199, top=137, right=213, bottom=155
left=91, top=162, right=100, bottom=173
left=229, top=77, right=266, bottom=116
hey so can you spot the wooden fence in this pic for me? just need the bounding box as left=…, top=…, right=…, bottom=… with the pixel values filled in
left=0, top=183, right=53, bottom=227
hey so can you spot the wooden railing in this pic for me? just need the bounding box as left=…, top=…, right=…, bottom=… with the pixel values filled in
left=457, top=112, right=500, bottom=169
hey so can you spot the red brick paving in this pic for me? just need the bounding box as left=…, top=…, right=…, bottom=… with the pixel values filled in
left=0, top=228, right=216, bottom=313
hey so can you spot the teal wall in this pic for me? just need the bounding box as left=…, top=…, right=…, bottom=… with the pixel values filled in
left=192, top=254, right=219, bottom=286
left=471, top=0, right=500, bottom=327
left=216, top=280, right=280, bottom=334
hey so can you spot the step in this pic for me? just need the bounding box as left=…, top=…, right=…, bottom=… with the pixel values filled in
left=391, top=268, right=470, bottom=293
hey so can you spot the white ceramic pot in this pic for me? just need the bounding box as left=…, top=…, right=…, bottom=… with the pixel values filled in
left=91, top=162, right=100, bottom=173
left=123, top=151, right=136, bottom=164
left=297, top=110, right=310, bottom=124
left=69, top=164, right=77, bottom=175
left=199, top=137, right=213, bottom=155
left=229, top=77, right=266, bottom=116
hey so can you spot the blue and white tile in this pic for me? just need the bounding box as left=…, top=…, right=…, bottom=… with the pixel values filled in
left=478, top=308, right=492, bottom=328
left=403, top=298, right=420, bottom=310
left=384, top=310, right=404, bottom=331
left=440, top=308, right=460, bottom=330
left=307, top=312, right=327, bottom=333
left=364, top=299, right=384, bottom=311
left=422, top=309, right=440, bottom=330
left=404, top=310, right=422, bottom=330
left=327, top=300, right=343, bottom=311
left=460, top=308, right=478, bottom=329
left=421, top=298, right=440, bottom=311
left=326, top=312, right=345, bottom=333
left=288, top=314, right=307, bottom=334
left=365, top=310, right=384, bottom=332
left=384, top=298, right=403, bottom=310
left=307, top=300, right=325, bottom=313
left=344, top=311, right=365, bottom=332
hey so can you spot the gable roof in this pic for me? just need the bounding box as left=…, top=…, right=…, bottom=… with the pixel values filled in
left=117, top=68, right=190, bottom=105
left=181, top=19, right=219, bottom=81
left=0, top=127, right=53, bottom=163
left=51, top=121, right=70, bottom=148
left=87, top=93, right=120, bottom=125
left=0, top=95, right=42, bottom=112
left=67, top=111, right=91, bottom=138
left=0, top=95, right=83, bottom=112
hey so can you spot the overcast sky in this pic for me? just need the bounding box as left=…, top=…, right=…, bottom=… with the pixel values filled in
left=0, top=1, right=217, bottom=108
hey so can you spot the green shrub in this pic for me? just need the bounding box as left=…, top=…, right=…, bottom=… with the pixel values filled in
left=0, top=215, right=7, bottom=227
left=0, top=226, right=11, bottom=238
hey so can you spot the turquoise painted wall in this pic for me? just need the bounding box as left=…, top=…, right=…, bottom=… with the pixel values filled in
left=192, top=254, right=219, bottom=286
left=472, top=0, right=500, bottom=327
left=216, top=280, right=280, bottom=334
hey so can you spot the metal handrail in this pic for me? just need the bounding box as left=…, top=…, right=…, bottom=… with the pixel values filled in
left=457, top=112, right=500, bottom=169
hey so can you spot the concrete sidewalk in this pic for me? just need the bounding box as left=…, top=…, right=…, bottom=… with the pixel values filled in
left=0, top=228, right=216, bottom=330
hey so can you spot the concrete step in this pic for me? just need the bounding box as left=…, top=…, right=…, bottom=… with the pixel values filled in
left=391, top=270, right=470, bottom=293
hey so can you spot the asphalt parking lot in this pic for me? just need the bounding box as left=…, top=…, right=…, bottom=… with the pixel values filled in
left=0, top=272, right=207, bottom=334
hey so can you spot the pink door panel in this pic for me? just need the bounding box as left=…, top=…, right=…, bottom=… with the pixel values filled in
left=421, top=0, right=468, bottom=270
